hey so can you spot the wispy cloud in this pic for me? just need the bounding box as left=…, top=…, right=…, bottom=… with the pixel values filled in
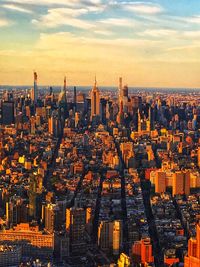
left=183, top=15, right=200, bottom=24
left=94, top=30, right=112, bottom=36
left=112, top=1, right=163, bottom=15
left=2, top=4, right=33, bottom=14
left=32, top=7, right=96, bottom=29
left=99, top=18, right=135, bottom=27
left=0, top=18, right=12, bottom=27
left=139, top=29, right=177, bottom=38
left=4, top=0, right=104, bottom=7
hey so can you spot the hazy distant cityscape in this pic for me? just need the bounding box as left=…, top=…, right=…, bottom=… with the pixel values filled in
left=0, top=72, right=199, bottom=267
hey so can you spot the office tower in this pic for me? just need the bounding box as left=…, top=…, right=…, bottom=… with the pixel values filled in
left=117, top=97, right=124, bottom=125
left=147, top=107, right=151, bottom=131
left=155, top=171, right=166, bottom=193
left=48, top=112, right=61, bottom=137
left=132, top=238, right=154, bottom=264
left=74, top=86, right=77, bottom=111
left=49, top=86, right=53, bottom=95
left=90, top=78, right=100, bottom=121
left=6, top=196, right=28, bottom=228
left=30, top=116, right=36, bottom=134
left=63, top=76, right=67, bottom=103
left=28, top=175, right=43, bottom=220
left=113, top=220, right=122, bottom=255
left=75, top=112, right=80, bottom=128
left=172, top=171, right=190, bottom=196
left=123, top=85, right=128, bottom=113
left=2, top=101, right=15, bottom=125
left=98, top=220, right=123, bottom=255
left=184, top=224, right=200, bottom=266
left=197, top=147, right=200, bottom=168
left=44, top=203, right=60, bottom=233
left=119, top=77, right=123, bottom=103
left=138, top=109, right=141, bottom=133
left=33, top=71, right=38, bottom=103
left=66, top=207, right=88, bottom=254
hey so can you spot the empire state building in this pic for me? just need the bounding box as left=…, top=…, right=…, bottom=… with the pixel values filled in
left=90, top=78, right=100, bottom=121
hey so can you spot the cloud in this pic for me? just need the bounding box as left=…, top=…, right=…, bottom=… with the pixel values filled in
left=0, top=18, right=12, bottom=27
left=94, top=30, right=112, bottom=36
left=4, top=0, right=103, bottom=7
left=184, top=15, right=200, bottom=24
left=2, top=4, right=33, bottom=14
left=99, top=18, right=135, bottom=27
left=31, top=1, right=105, bottom=29
left=32, top=8, right=96, bottom=29
left=140, top=29, right=177, bottom=38
left=115, top=1, right=163, bottom=15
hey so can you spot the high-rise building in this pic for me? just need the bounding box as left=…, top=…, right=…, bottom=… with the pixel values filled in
left=155, top=171, right=166, bottom=193
left=172, top=171, right=190, bottom=196
left=44, top=203, right=60, bottom=233
left=74, top=86, right=77, bottom=111
left=98, top=220, right=123, bottom=255
left=132, top=238, right=154, bottom=264
left=2, top=101, right=15, bottom=125
left=66, top=207, right=88, bottom=254
left=33, top=71, right=38, bottom=103
left=184, top=224, right=200, bottom=267
left=90, top=78, right=100, bottom=121
left=6, top=196, right=28, bottom=228
left=197, top=147, right=200, bottom=168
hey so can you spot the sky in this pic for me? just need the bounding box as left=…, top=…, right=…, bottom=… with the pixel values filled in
left=1, top=0, right=200, bottom=87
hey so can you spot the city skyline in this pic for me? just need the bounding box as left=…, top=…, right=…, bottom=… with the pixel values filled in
left=1, top=0, right=200, bottom=87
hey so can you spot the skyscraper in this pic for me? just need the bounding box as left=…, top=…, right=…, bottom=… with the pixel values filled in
left=66, top=207, right=88, bottom=254
left=33, top=71, right=38, bottom=103
left=98, top=220, right=123, bottom=255
left=172, top=171, right=190, bottom=196
left=184, top=224, right=200, bottom=266
left=155, top=171, right=166, bottom=193
left=90, top=77, right=100, bottom=121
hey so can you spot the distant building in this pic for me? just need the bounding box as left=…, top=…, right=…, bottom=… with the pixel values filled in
left=90, top=78, right=100, bottom=121
left=2, top=101, right=15, bottom=125
left=33, top=71, right=38, bottom=103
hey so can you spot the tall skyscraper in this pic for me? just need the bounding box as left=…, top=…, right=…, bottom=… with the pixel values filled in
left=63, top=76, right=67, bottom=103
left=90, top=77, right=100, bottom=121
left=2, top=101, right=15, bottom=125
left=98, top=220, right=123, bottom=255
left=44, top=203, right=60, bottom=233
left=66, top=207, right=88, bottom=254
left=74, top=86, right=77, bottom=111
left=172, top=171, right=190, bottom=196
left=33, top=71, right=38, bottom=103
left=119, top=77, right=123, bottom=103
left=155, top=171, right=166, bottom=193
left=184, top=224, right=200, bottom=266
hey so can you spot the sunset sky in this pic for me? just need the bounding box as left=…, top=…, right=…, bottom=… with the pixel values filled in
left=1, top=0, right=200, bottom=87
